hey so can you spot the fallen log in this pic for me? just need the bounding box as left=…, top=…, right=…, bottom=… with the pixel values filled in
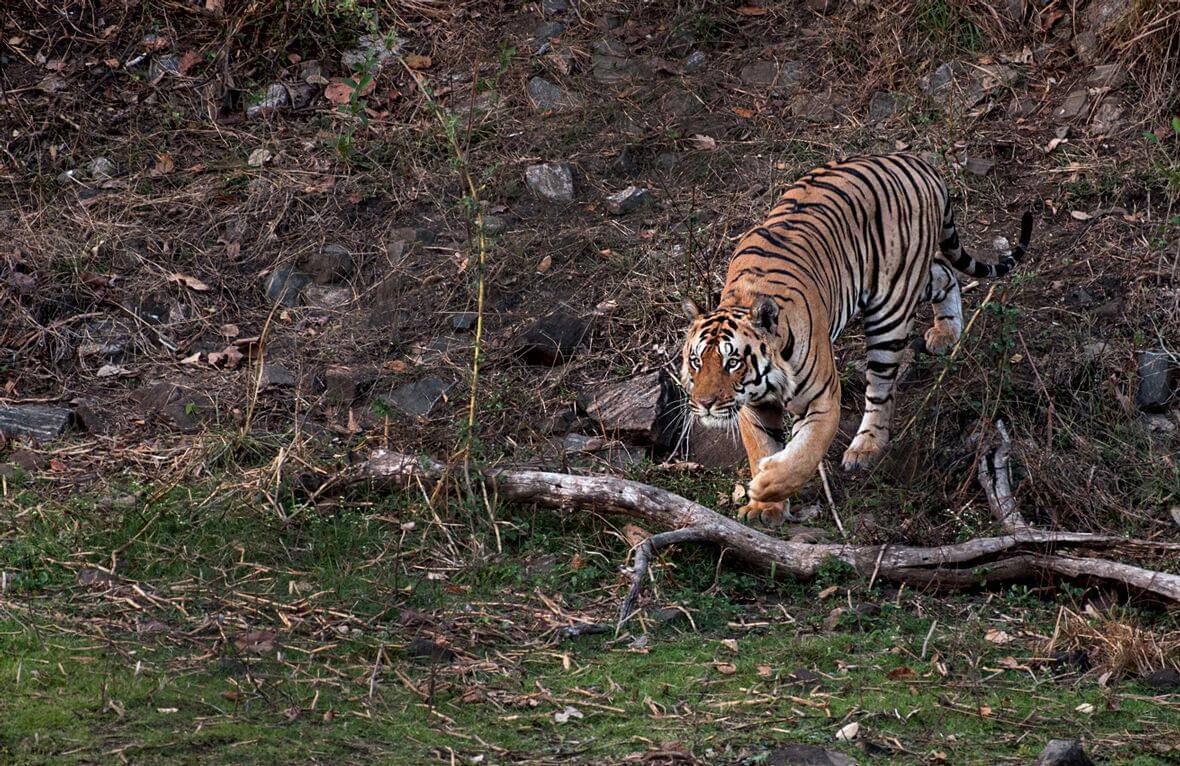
left=358, top=439, right=1180, bottom=624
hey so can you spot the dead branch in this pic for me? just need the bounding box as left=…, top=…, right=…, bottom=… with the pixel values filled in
left=359, top=450, right=1180, bottom=618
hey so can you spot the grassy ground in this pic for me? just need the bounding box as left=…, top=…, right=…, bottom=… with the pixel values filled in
left=2, top=473, right=1177, bottom=765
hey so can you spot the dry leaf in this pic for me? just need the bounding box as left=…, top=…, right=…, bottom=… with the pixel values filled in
left=405, top=53, right=432, bottom=70
left=96, top=364, right=132, bottom=378
left=537, top=255, right=553, bottom=273
left=247, top=148, right=272, bottom=167
left=383, top=359, right=410, bottom=373
left=178, top=51, right=201, bottom=75
left=818, top=585, right=839, bottom=599
left=836, top=722, right=860, bottom=741
left=150, top=153, right=174, bottom=176
left=984, top=629, right=1013, bottom=645
left=757, top=664, right=772, bottom=677
left=208, top=346, right=244, bottom=369
left=737, top=5, right=768, bottom=15
left=180, top=352, right=202, bottom=365
left=732, top=106, right=755, bottom=119
left=622, top=523, right=650, bottom=548
left=731, top=483, right=747, bottom=503
left=691, top=134, right=717, bottom=151
left=205, top=0, right=224, bottom=14
left=234, top=629, right=276, bottom=653
left=887, top=666, right=916, bottom=680
left=220, top=323, right=240, bottom=338
left=554, top=705, right=583, bottom=723
left=1075, top=703, right=1095, bottom=714
left=714, top=662, right=737, bottom=675
left=325, top=81, right=352, bottom=105
left=1070, top=210, right=1093, bottom=221
left=570, top=553, right=587, bottom=570
left=721, top=639, right=739, bottom=652
left=979, top=705, right=993, bottom=717
left=1045, top=136, right=1068, bottom=153
left=168, top=272, right=210, bottom=291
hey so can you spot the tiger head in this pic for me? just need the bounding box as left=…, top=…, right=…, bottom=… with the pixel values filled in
left=680, top=295, right=790, bottom=428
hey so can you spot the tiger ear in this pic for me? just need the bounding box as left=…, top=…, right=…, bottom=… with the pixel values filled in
left=681, top=297, right=703, bottom=320
left=753, top=294, right=779, bottom=332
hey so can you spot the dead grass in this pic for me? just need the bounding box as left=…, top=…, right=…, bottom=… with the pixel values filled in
left=1050, top=604, right=1180, bottom=680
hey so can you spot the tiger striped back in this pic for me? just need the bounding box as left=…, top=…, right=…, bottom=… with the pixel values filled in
left=680, top=153, right=1032, bottom=526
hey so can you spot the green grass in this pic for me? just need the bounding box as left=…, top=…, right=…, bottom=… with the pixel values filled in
left=1, top=477, right=1176, bottom=764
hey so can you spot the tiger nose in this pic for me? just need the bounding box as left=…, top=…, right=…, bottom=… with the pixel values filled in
left=697, top=396, right=717, bottom=410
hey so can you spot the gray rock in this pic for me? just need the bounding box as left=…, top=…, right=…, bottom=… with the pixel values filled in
left=655, top=152, right=679, bottom=172
left=592, top=37, right=629, bottom=57
left=592, top=54, right=642, bottom=84
left=612, top=146, right=637, bottom=175
left=531, top=21, right=565, bottom=54
left=451, top=312, right=477, bottom=332
left=260, top=364, right=296, bottom=389
left=73, top=401, right=116, bottom=435
left=1135, top=351, right=1175, bottom=411
left=56, top=169, right=81, bottom=186
left=298, top=243, right=354, bottom=285
left=653, top=607, right=689, bottom=627
left=341, top=32, right=399, bottom=72
left=388, top=376, right=453, bottom=418
left=740, top=60, right=802, bottom=92
left=517, top=309, right=589, bottom=366
left=1073, top=31, right=1100, bottom=65
left=481, top=214, right=508, bottom=236
left=792, top=92, right=843, bottom=123
left=963, top=156, right=994, bottom=176
left=605, top=186, right=650, bottom=215
left=1142, top=666, right=1180, bottom=690
left=922, top=62, right=959, bottom=94
left=1055, top=89, right=1089, bottom=120
left=247, top=83, right=290, bottom=118
left=323, top=366, right=377, bottom=404
left=149, top=55, right=181, bottom=80
left=687, top=427, right=747, bottom=469
left=527, top=76, right=581, bottom=112
left=867, top=91, right=899, bottom=122
left=86, top=156, right=117, bottom=181
left=525, top=162, right=575, bottom=202
left=660, top=89, right=702, bottom=118
left=303, top=284, right=353, bottom=310
left=767, top=744, right=857, bottom=766
left=1082, top=340, right=1117, bottom=362
left=264, top=265, right=310, bottom=307
left=134, top=382, right=213, bottom=432
left=583, top=371, right=681, bottom=448
left=1033, top=739, right=1094, bottom=766
left=560, top=433, right=608, bottom=453
left=684, top=51, right=707, bottom=73
left=1088, top=63, right=1128, bottom=89
left=542, top=0, right=569, bottom=15
left=1083, top=0, right=1130, bottom=36
left=0, top=405, right=73, bottom=441
left=1089, top=95, right=1125, bottom=134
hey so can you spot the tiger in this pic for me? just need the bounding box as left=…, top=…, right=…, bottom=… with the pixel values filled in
left=680, top=152, right=1033, bottom=526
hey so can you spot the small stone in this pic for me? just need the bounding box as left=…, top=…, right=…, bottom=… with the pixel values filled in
left=655, top=152, right=679, bottom=172
left=1082, top=340, right=1117, bottom=363
left=73, top=401, right=116, bottom=435
left=0, top=405, right=73, bottom=441
left=542, top=0, right=569, bottom=15
left=388, top=376, right=453, bottom=419
left=247, top=83, right=290, bottom=118
left=264, top=265, right=310, bottom=307
left=867, top=91, right=899, bottom=122
left=260, top=364, right=296, bottom=390
left=791, top=92, right=842, bottom=123
left=149, top=55, right=181, bottom=80
left=1088, top=63, right=1127, bottom=89
left=341, top=32, right=398, bottom=72
left=964, top=156, right=994, bottom=176
left=525, top=162, right=575, bottom=202
left=684, top=50, right=707, bottom=73
left=660, top=89, right=701, bottom=118
left=323, top=366, right=377, bottom=404
left=1033, top=739, right=1094, bottom=766
left=740, top=60, right=802, bottom=92
left=592, top=38, right=629, bottom=57
left=1073, top=31, right=1100, bottom=65
left=1134, top=351, right=1175, bottom=412
left=767, top=743, right=856, bottom=766
left=527, top=76, right=581, bottom=112
left=451, top=312, right=477, bottom=332
left=921, top=62, right=960, bottom=96
left=10, top=449, right=48, bottom=472
left=605, top=186, right=650, bottom=215
left=1089, top=95, right=1125, bottom=134
left=583, top=371, right=681, bottom=447
left=531, top=21, right=565, bottom=54
left=653, top=607, right=689, bottom=627
left=612, top=146, right=638, bottom=175
left=517, top=309, right=589, bottom=366
left=560, top=433, right=607, bottom=453
left=1143, top=413, right=1176, bottom=434
left=1142, top=667, right=1180, bottom=690
left=992, top=235, right=1011, bottom=252
left=592, top=54, right=641, bottom=84
left=86, top=156, right=117, bottom=181
left=298, top=243, right=354, bottom=285
left=303, top=284, right=353, bottom=310
left=56, top=169, right=80, bottom=186
left=134, top=382, right=213, bottom=432
left=1055, top=89, right=1089, bottom=120
left=481, top=214, right=508, bottom=236
left=407, top=637, right=455, bottom=663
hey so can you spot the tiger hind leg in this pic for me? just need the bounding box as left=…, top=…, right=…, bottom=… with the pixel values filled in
left=923, top=259, right=962, bottom=355
left=842, top=307, right=915, bottom=471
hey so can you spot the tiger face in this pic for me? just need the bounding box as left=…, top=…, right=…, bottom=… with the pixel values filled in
left=680, top=296, right=788, bottom=428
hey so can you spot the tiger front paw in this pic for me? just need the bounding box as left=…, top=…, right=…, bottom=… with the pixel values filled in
left=923, top=324, right=960, bottom=356
left=738, top=499, right=792, bottom=527
left=749, top=461, right=806, bottom=504
left=841, top=433, right=887, bottom=471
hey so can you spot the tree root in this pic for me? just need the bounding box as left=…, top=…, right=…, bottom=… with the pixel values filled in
left=358, top=436, right=1180, bottom=623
